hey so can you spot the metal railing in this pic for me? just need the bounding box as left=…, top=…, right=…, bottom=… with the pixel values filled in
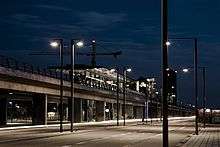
left=0, top=55, right=71, bottom=80
left=0, top=55, right=145, bottom=100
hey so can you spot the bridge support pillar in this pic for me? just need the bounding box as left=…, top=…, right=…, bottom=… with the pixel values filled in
left=113, top=103, right=117, bottom=120
left=133, top=106, right=143, bottom=119
left=32, top=94, right=47, bottom=125
left=126, top=105, right=134, bottom=119
left=87, top=100, right=94, bottom=122
left=111, top=103, right=114, bottom=120
left=0, top=97, right=7, bottom=126
left=95, top=101, right=105, bottom=121
left=113, top=103, right=122, bottom=120
left=74, top=98, right=82, bottom=123
left=82, top=99, right=88, bottom=122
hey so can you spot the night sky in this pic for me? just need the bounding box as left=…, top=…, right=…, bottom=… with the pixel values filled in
left=0, top=0, right=220, bottom=107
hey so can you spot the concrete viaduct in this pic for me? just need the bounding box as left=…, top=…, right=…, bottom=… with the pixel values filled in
left=0, top=65, right=147, bottom=125
left=0, top=59, right=193, bottom=126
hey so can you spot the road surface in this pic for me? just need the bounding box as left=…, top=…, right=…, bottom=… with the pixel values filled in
left=0, top=117, right=196, bottom=147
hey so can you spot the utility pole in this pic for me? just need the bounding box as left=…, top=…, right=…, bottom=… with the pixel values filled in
left=161, top=0, right=169, bottom=146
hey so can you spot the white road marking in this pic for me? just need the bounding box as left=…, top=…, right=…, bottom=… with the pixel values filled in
left=76, top=132, right=132, bottom=145
left=122, top=133, right=162, bottom=147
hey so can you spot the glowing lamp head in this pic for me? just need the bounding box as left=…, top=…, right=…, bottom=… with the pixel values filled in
left=126, top=68, right=132, bottom=72
left=183, top=68, right=189, bottom=73
left=76, top=41, right=84, bottom=47
left=166, top=41, right=171, bottom=46
left=50, top=41, right=59, bottom=48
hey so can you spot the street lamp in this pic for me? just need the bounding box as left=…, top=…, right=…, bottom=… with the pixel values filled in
left=155, top=91, right=160, bottom=121
left=116, top=68, right=120, bottom=126
left=182, top=68, right=189, bottom=73
left=109, top=67, right=120, bottom=126
left=182, top=67, right=207, bottom=128
left=161, top=0, right=169, bottom=146
left=50, top=39, right=64, bottom=133
left=50, top=42, right=59, bottom=47
left=123, top=67, right=131, bottom=126
left=202, top=67, right=206, bottom=128
left=168, top=37, right=199, bottom=135
left=70, top=39, right=84, bottom=132
left=166, top=41, right=171, bottom=46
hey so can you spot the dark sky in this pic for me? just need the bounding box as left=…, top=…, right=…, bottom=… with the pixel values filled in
left=0, top=0, right=220, bottom=107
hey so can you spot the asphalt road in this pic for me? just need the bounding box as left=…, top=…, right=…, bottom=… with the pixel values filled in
left=0, top=117, right=196, bottom=147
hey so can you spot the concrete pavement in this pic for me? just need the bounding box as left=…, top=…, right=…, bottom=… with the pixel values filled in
left=0, top=117, right=196, bottom=147
left=181, top=125, right=220, bottom=147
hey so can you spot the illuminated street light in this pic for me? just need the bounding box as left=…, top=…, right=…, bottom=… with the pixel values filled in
left=76, top=41, right=84, bottom=47
left=115, top=67, right=120, bottom=126
left=70, top=39, right=84, bottom=132
left=126, top=68, right=132, bottom=72
left=182, top=68, right=189, bottom=73
left=50, top=41, right=59, bottom=48
left=166, top=41, right=171, bottom=46
left=168, top=37, right=199, bottom=135
left=123, top=67, right=132, bottom=126
left=49, top=39, right=64, bottom=133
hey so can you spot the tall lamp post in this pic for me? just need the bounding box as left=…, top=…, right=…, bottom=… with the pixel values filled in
left=168, top=37, right=199, bottom=135
left=123, top=67, right=131, bottom=126
left=109, top=68, right=120, bottom=126
left=161, top=0, right=169, bottom=146
left=155, top=91, right=159, bottom=120
left=116, top=68, right=120, bottom=126
left=50, top=39, right=64, bottom=133
left=182, top=66, right=207, bottom=128
left=70, top=39, right=84, bottom=132
left=202, top=67, right=206, bottom=128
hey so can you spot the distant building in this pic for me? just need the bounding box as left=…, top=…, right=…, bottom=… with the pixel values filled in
left=71, top=64, right=133, bottom=91
left=135, top=77, right=159, bottom=100
left=167, top=68, right=177, bottom=105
